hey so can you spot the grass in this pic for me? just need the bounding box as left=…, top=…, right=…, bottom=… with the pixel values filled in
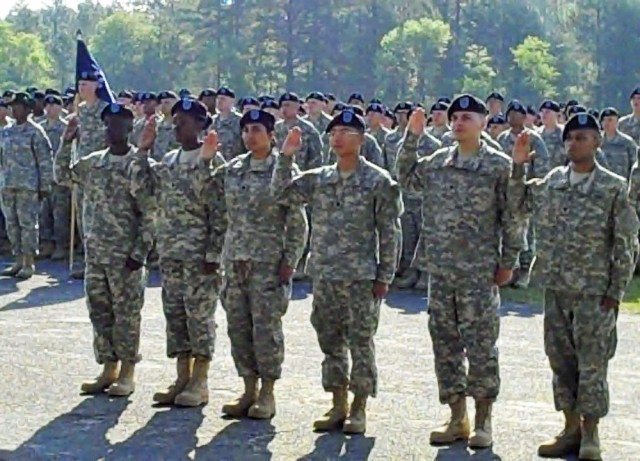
left=501, top=276, right=640, bottom=314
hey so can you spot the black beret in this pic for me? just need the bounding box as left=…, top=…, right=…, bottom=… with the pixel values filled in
left=526, top=105, right=537, bottom=116
left=10, top=92, right=33, bottom=106
left=172, top=98, right=213, bottom=130
left=118, top=90, right=133, bottom=99
left=506, top=100, right=527, bottom=116
left=139, top=92, right=157, bottom=102
left=587, top=108, right=600, bottom=119
left=64, top=86, right=76, bottom=96
left=279, top=92, right=300, bottom=104
left=539, top=99, right=560, bottom=112
left=2, top=90, right=14, bottom=98
left=45, top=89, right=60, bottom=96
left=306, top=92, right=325, bottom=102
left=78, top=71, right=98, bottom=82
left=384, top=108, right=395, bottom=119
left=567, top=104, right=587, bottom=116
left=25, top=86, right=38, bottom=94
left=346, top=105, right=365, bottom=117
left=326, top=109, right=366, bottom=134
left=347, top=92, right=365, bottom=103
left=297, top=106, right=307, bottom=116
left=630, top=87, right=640, bottom=99
left=562, top=113, right=600, bottom=142
left=100, top=102, right=134, bottom=121
left=393, top=101, right=413, bottom=113
left=158, top=91, right=178, bottom=101
left=178, top=88, right=192, bottom=98
left=559, top=102, right=566, bottom=109
left=44, top=95, right=63, bottom=106
left=369, top=98, right=383, bottom=105
left=486, top=92, right=504, bottom=102
left=33, top=91, right=45, bottom=100
left=430, top=101, right=449, bottom=113
left=487, top=114, right=507, bottom=126
left=240, top=109, right=276, bottom=132
left=447, top=94, right=487, bottom=119
left=217, top=86, right=235, bottom=98
left=0, top=101, right=7, bottom=109
left=258, top=95, right=274, bottom=103
left=600, top=107, right=619, bottom=120
left=240, top=96, right=260, bottom=108
left=437, top=97, right=452, bottom=105
left=325, top=93, right=336, bottom=101
left=566, top=99, right=579, bottom=107
left=261, top=99, right=280, bottom=110
left=199, top=88, right=216, bottom=99
left=331, top=102, right=347, bottom=115
left=365, top=102, right=385, bottom=115
left=62, top=96, right=73, bottom=105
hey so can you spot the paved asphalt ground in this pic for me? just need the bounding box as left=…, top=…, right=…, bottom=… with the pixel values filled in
left=0, top=259, right=639, bottom=461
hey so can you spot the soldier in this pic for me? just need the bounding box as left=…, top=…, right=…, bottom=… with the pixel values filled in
left=486, top=114, right=507, bottom=140
left=198, top=88, right=217, bottom=115
left=54, top=103, right=152, bottom=397
left=305, top=92, right=332, bottom=134
left=525, top=105, right=538, bottom=129
left=215, top=109, right=307, bottom=420
left=261, top=99, right=282, bottom=121
left=240, top=96, right=261, bottom=114
left=0, top=101, right=12, bottom=253
left=347, top=92, right=365, bottom=110
left=398, top=96, right=521, bottom=449
left=567, top=104, right=588, bottom=118
left=426, top=101, right=450, bottom=141
left=117, top=90, right=134, bottom=109
left=39, top=94, right=70, bottom=260
left=212, top=86, right=244, bottom=161
left=365, top=103, right=390, bottom=149
left=618, top=87, right=640, bottom=144
left=31, top=91, right=46, bottom=123
left=64, top=71, right=110, bottom=279
left=130, top=92, right=159, bottom=147
left=486, top=92, right=504, bottom=117
left=153, top=91, right=179, bottom=162
left=137, top=98, right=227, bottom=408
left=600, top=107, right=638, bottom=181
left=382, top=108, right=396, bottom=130
left=271, top=110, right=403, bottom=434
left=325, top=93, right=337, bottom=114
left=538, top=100, right=566, bottom=169
left=2, top=90, right=14, bottom=105
left=0, top=92, right=53, bottom=278
left=383, top=101, right=413, bottom=175
left=442, top=123, right=503, bottom=152
left=510, top=113, right=639, bottom=461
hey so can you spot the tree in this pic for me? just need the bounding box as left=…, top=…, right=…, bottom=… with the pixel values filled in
left=511, top=36, right=560, bottom=100
left=458, top=44, right=497, bottom=98
left=0, top=21, right=55, bottom=89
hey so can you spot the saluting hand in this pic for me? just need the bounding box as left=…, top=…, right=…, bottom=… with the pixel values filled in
left=494, top=267, right=513, bottom=287
left=137, top=116, right=157, bottom=152
left=512, top=132, right=533, bottom=165
left=63, top=115, right=79, bottom=142
left=372, top=281, right=389, bottom=299
left=201, top=130, right=219, bottom=161
left=407, top=108, right=426, bottom=136
left=282, top=127, right=303, bottom=157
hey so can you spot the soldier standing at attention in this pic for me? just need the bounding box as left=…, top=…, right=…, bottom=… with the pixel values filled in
left=31, top=91, right=47, bottom=124
left=271, top=110, right=402, bottom=434
left=382, top=108, right=396, bottom=130
left=347, top=92, right=365, bottom=110
left=325, top=93, right=337, bottom=114
left=152, top=91, right=179, bottom=162
left=525, top=105, right=538, bottom=129
left=397, top=96, right=521, bottom=449
left=240, top=96, right=261, bottom=114
left=383, top=101, right=413, bottom=175
left=55, top=103, right=153, bottom=397
left=214, top=109, right=307, bottom=420
left=305, top=92, right=332, bottom=134
left=39, top=94, right=70, bottom=260
left=198, top=88, right=217, bottom=115
left=130, top=92, right=159, bottom=147
left=600, top=107, right=638, bottom=181
left=486, top=92, right=504, bottom=117
left=426, top=101, right=450, bottom=141
left=365, top=103, right=390, bottom=150
left=213, top=86, right=244, bottom=161
left=618, top=87, right=640, bottom=144
left=137, top=98, right=227, bottom=408
left=0, top=92, right=53, bottom=278
left=538, top=100, right=566, bottom=169
left=511, top=113, right=639, bottom=461
left=261, top=99, right=282, bottom=121
left=486, top=114, right=508, bottom=140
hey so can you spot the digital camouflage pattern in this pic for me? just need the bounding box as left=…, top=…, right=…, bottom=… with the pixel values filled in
left=0, top=189, right=40, bottom=257
left=212, top=110, right=245, bottom=161
left=305, top=112, right=332, bottom=135
left=426, top=125, right=449, bottom=141
left=368, top=126, right=390, bottom=152
left=323, top=132, right=384, bottom=168
left=497, top=128, right=550, bottom=179
left=271, top=155, right=403, bottom=284
left=311, top=279, right=382, bottom=397
left=442, top=130, right=503, bottom=152
left=537, top=125, right=566, bottom=169
left=130, top=115, right=161, bottom=157
left=618, top=113, right=640, bottom=144
left=274, top=117, right=323, bottom=172
left=600, top=131, right=638, bottom=180
left=152, top=116, right=179, bottom=162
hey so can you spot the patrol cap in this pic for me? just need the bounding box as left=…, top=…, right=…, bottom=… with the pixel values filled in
left=178, top=88, right=192, bottom=98
left=506, top=100, right=526, bottom=117
left=325, top=93, right=336, bottom=101
left=306, top=91, right=325, bottom=102
left=430, top=101, right=449, bottom=113
left=447, top=94, right=487, bottom=119
left=2, top=90, right=14, bottom=98
left=279, top=92, right=300, bottom=104
left=526, top=105, right=537, bottom=116
left=487, top=114, right=507, bottom=126
left=630, top=87, right=640, bottom=99
left=486, top=92, right=504, bottom=102
left=567, top=104, right=587, bottom=117
left=240, top=109, right=276, bottom=132
left=199, top=88, right=216, bottom=99
left=393, top=101, right=413, bottom=113
left=587, top=108, right=600, bottom=119
left=158, top=91, right=178, bottom=101
left=33, top=91, right=45, bottom=100
left=365, top=102, right=385, bottom=115
left=562, top=113, right=600, bottom=142
left=539, top=99, right=560, bottom=112
left=437, top=97, right=452, bottom=105
left=45, top=88, right=61, bottom=96
left=600, top=107, right=619, bottom=120
left=100, top=102, right=134, bottom=121
left=347, top=92, right=365, bottom=103
left=118, top=90, right=133, bottom=99
left=139, top=92, right=157, bottom=102
left=44, top=95, right=63, bottom=106
left=326, top=109, right=366, bottom=134
left=10, top=92, right=33, bottom=107
left=239, top=96, right=260, bottom=109
left=216, top=86, right=235, bottom=98
left=78, top=71, right=98, bottom=82
left=171, top=97, right=212, bottom=129
left=260, top=99, right=280, bottom=110
left=331, top=102, right=347, bottom=115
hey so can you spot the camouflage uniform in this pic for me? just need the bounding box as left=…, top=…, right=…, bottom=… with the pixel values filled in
left=538, top=124, right=566, bottom=169
left=0, top=120, right=53, bottom=258
left=442, top=130, right=503, bottom=152
left=305, top=112, right=332, bottom=135
left=39, top=116, right=70, bottom=252
left=397, top=135, right=521, bottom=404
left=218, top=151, right=307, bottom=379
left=271, top=155, right=403, bottom=397
left=54, top=143, right=152, bottom=364
left=618, top=114, right=640, bottom=144
left=426, top=125, right=449, bottom=142
left=600, top=131, right=637, bottom=181
left=212, top=110, right=244, bottom=161
left=510, top=161, right=639, bottom=417
left=323, top=132, right=384, bottom=168
left=152, top=116, right=179, bottom=162
left=130, top=114, right=162, bottom=156
left=146, top=147, right=227, bottom=360
left=274, top=116, right=323, bottom=171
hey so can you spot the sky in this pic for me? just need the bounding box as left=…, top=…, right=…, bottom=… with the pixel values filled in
left=0, top=1, right=115, bottom=19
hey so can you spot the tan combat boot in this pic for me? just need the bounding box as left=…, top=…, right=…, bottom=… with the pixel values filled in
left=108, top=361, right=136, bottom=396
left=222, top=376, right=259, bottom=417
left=248, top=378, right=276, bottom=419
left=538, top=409, right=581, bottom=457
left=174, top=358, right=210, bottom=407
left=81, top=362, right=120, bottom=394
left=579, top=417, right=602, bottom=460
left=313, top=386, right=349, bottom=432
left=343, top=394, right=367, bottom=434
left=430, top=396, right=471, bottom=444
left=16, top=255, right=35, bottom=279
left=468, top=399, right=493, bottom=449
left=1, top=255, right=23, bottom=277
left=153, top=355, right=193, bottom=405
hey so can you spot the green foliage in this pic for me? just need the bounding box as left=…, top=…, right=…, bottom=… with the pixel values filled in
left=511, top=36, right=560, bottom=99
left=0, top=21, right=54, bottom=89
left=459, top=45, right=498, bottom=98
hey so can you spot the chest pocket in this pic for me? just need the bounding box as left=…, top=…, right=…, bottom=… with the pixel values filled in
left=88, top=160, right=130, bottom=204
left=158, top=162, right=199, bottom=210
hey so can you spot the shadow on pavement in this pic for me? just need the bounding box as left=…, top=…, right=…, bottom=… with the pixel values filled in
left=291, top=281, right=311, bottom=301
left=434, top=441, right=502, bottom=460
left=297, top=432, right=375, bottom=460
left=195, top=419, right=276, bottom=460
left=5, top=394, right=129, bottom=460
left=385, top=290, right=429, bottom=315
left=499, top=302, right=542, bottom=318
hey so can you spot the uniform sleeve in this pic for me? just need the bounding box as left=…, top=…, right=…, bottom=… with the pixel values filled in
left=629, top=164, right=640, bottom=216
left=606, top=184, right=640, bottom=301
left=508, top=163, right=545, bottom=219
left=366, top=138, right=385, bottom=168
left=128, top=155, right=156, bottom=263
left=530, top=134, right=551, bottom=178
left=271, top=154, right=316, bottom=206
left=375, top=178, right=404, bottom=284
left=396, top=131, right=427, bottom=194
left=628, top=142, right=638, bottom=180
left=304, top=126, right=324, bottom=171
left=282, top=200, right=309, bottom=269
left=497, top=164, right=523, bottom=269
left=55, top=140, right=91, bottom=186
left=596, top=149, right=609, bottom=170
left=34, top=129, right=53, bottom=190
left=202, top=162, right=228, bottom=264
